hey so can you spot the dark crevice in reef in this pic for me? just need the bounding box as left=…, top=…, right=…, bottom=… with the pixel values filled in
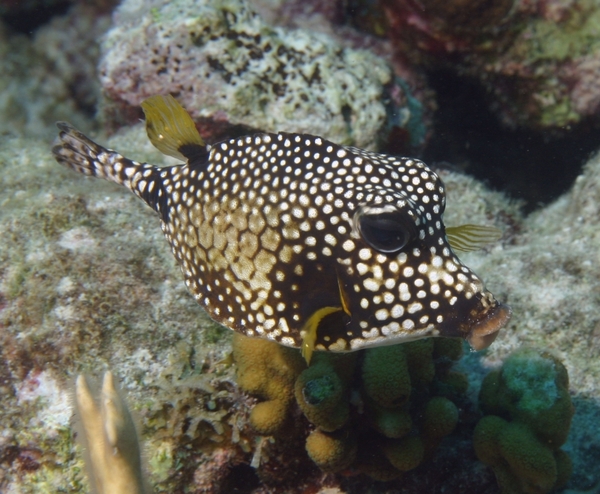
left=219, top=463, right=261, bottom=493
left=421, top=69, right=600, bottom=213
left=1, top=1, right=72, bottom=35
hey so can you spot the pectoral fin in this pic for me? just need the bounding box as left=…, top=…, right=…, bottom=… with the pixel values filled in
left=446, top=224, right=502, bottom=252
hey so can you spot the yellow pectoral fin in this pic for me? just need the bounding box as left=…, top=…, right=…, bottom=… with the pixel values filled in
left=446, top=224, right=502, bottom=252
left=141, top=94, right=205, bottom=161
left=301, top=306, right=343, bottom=365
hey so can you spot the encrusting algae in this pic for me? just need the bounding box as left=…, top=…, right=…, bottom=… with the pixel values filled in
left=52, top=94, right=510, bottom=364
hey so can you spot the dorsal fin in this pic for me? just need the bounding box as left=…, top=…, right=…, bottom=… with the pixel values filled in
left=445, top=224, right=503, bottom=252
left=141, top=95, right=208, bottom=166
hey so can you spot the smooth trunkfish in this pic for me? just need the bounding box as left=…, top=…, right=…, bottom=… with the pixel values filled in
left=53, top=95, right=511, bottom=364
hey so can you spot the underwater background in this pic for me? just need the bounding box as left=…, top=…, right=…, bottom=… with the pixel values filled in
left=1, top=0, right=600, bottom=492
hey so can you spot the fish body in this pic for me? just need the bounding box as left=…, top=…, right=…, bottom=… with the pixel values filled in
left=53, top=95, right=510, bottom=363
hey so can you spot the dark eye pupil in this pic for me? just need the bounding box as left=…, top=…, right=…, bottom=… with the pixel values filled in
left=358, top=214, right=414, bottom=253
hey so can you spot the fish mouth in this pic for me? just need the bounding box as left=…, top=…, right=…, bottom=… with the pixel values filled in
left=465, top=303, right=512, bottom=351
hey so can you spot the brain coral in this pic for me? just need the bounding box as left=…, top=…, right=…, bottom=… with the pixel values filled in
left=99, top=0, right=423, bottom=149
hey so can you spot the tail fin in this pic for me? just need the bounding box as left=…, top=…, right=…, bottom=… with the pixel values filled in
left=52, top=122, right=165, bottom=217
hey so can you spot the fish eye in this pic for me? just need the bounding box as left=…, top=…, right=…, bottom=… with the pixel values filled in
left=356, top=209, right=417, bottom=254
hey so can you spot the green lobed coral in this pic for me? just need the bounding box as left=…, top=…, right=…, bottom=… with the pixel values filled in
left=294, top=352, right=357, bottom=432
left=362, top=345, right=411, bottom=408
left=233, top=333, right=465, bottom=479
left=473, top=348, right=574, bottom=494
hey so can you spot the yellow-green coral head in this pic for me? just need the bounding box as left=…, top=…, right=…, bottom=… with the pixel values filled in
left=53, top=95, right=510, bottom=363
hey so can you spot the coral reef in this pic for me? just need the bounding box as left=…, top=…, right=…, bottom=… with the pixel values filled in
left=295, top=352, right=357, bottom=433
left=469, top=148, right=600, bottom=491
left=472, top=0, right=600, bottom=129
left=474, top=348, right=574, bottom=493
left=3, top=117, right=600, bottom=492
left=4, top=1, right=600, bottom=491
left=246, top=0, right=435, bottom=150
left=99, top=0, right=427, bottom=149
left=380, top=0, right=515, bottom=60
left=0, top=129, right=252, bottom=493
left=0, top=119, right=512, bottom=493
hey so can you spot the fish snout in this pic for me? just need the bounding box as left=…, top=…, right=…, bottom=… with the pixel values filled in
left=465, top=302, right=512, bottom=350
